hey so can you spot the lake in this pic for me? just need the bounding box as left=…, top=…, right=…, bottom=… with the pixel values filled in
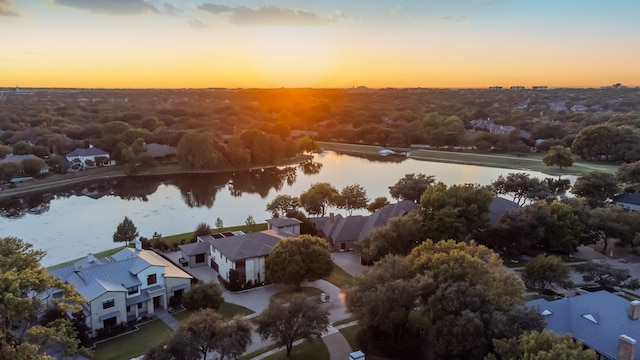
left=0, top=151, right=569, bottom=266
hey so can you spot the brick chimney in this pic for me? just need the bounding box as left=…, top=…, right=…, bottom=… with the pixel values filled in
left=629, top=300, right=640, bottom=320
left=618, top=335, right=637, bottom=360
left=329, top=213, right=335, bottom=224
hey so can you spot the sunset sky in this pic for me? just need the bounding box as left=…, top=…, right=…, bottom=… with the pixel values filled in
left=1, top=0, right=639, bottom=88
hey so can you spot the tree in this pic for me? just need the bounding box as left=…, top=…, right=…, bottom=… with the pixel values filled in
left=358, top=213, right=423, bottom=264
left=491, top=173, right=549, bottom=206
left=182, top=283, right=224, bottom=312
left=345, top=255, right=420, bottom=342
left=112, top=216, right=139, bottom=246
left=266, top=194, right=301, bottom=218
left=0, top=237, right=87, bottom=359
left=407, top=240, right=534, bottom=358
left=367, top=196, right=390, bottom=213
left=337, top=184, right=369, bottom=215
left=285, top=209, right=317, bottom=235
left=122, top=138, right=153, bottom=175
left=299, top=182, right=339, bottom=217
left=265, top=235, right=332, bottom=290
left=571, top=171, right=619, bottom=207
left=616, top=160, right=640, bottom=187
left=255, top=294, right=329, bottom=358
left=0, top=144, right=11, bottom=159
left=420, top=182, right=494, bottom=241
left=521, top=255, right=572, bottom=293
left=245, top=215, right=256, bottom=231
left=0, top=162, right=21, bottom=182
left=21, top=157, right=45, bottom=177
left=215, top=217, right=224, bottom=230
left=488, top=331, right=597, bottom=360
left=12, top=140, right=33, bottom=155
left=177, top=131, right=222, bottom=170
left=298, top=136, right=320, bottom=153
left=194, top=222, right=211, bottom=237
left=542, top=145, right=574, bottom=169
left=579, top=206, right=633, bottom=252
left=389, top=173, right=436, bottom=203
left=575, top=262, right=640, bottom=290
left=146, top=309, right=252, bottom=360
left=571, top=124, right=619, bottom=161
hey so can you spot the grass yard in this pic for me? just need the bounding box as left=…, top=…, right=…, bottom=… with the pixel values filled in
left=324, top=262, right=354, bottom=289
left=263, top=340, right=330, bottom=360
left=333, top=317, right=356, bottom=327
left=271, top=286, right=323, bottom=303
left=339, top=324, right=362, bottom=351
left=172, top=301, right=254, bottom=322
left=91, top=320, right=172, bottom=360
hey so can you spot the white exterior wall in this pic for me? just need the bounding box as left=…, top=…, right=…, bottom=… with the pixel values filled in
left=210, top=246, right=234, bottom=281
left=88, top=291, right=127, bottom=337
left=245, top=257, right=266, bottom=284
left=136, top=265, right=167, bottom=313
left=616, top=202, right=640, bottom=212
left=165, top=277, right=191, bottom=299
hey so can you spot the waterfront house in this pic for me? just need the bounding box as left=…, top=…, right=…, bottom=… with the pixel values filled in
left=49, top=242, right=192, bottom=337
left=614, top=193, right=640, bottom=212
left=65, top=145, right=113, bottom=171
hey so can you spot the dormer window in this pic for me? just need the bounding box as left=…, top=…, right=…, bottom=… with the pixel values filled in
left=127, top=286, right=139, bottom=295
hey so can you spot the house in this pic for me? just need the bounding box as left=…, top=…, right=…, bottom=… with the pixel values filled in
left=313, top=200, right=419, bottom=252
left=527, top=290, right=640, bottom=360
left=0, top=154, right=49, bottom=175
left=266, top=217, right=302, bottom=235
left=488, top=196, right=521, bottom=225
left=145, top=143, right=177, bottom=160
left=184, top=221, right=301, bottom=284
left=65, top=145, right=113, bottom=171
left=49, top=242, right=192, bottom=337
left=614, top=193, right=640, bottom=212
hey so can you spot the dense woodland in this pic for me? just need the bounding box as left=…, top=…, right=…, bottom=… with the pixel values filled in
left=1, top=86, right=640, bottom=180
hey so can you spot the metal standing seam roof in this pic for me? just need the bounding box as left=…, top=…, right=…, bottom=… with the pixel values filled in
left=527, top=290, right=640, bottom=360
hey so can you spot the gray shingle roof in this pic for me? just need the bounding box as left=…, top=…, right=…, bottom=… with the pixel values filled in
left=323, top=215, right=367, bottom=242
left=357, top=200, right=418, bottom=240
left=0, top=154, right=43, bottom=164
left=180, top=241, right=210, bottom=256
left=205, top=231, right=285, bottom=261
left=527, top=290, right=640, bottom=360
left=615, top=193, right=640, bottom=206
left=65, top=147, right=109, bottom=158
left=145, top=143, right=177, bottom=158
left=488, top=197, right=521, bottom=225
left=267, top=217, right=303, bottom=227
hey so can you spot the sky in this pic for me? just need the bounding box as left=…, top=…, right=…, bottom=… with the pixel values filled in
left=1, top=0, right=639, bottom=88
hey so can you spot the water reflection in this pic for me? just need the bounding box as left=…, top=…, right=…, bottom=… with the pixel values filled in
left=228, top=166, right=297, bottom=198
left=173, top=174, right=227, bottom=208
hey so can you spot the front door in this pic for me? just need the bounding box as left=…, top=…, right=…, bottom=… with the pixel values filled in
left=153, top=295, right=162, bottom=311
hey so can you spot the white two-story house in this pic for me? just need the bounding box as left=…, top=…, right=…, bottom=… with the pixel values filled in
left=49, top=243, right=192, bottom=337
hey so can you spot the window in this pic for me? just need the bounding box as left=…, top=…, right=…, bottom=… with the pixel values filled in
left=137, top=303, right=143, bottom=309
left=127, top=306, right=131, bottom=312
left=127, top=286, right=138, bottom=295
left=102, top=299, right=115, bottom=310
left=147, top=274, right=157, bottom=286
left=103, top=316, right=117, bottom=329
left=195, top=253, right=205, bottom=264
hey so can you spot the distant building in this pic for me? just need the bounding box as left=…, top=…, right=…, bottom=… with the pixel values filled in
left=532, top=86, right=548, bottom=90
left=614, top=193, right=640, bottom=212
left=510, top=86, right=526, bottom=90
left=489, top=86, right=503, bottom=90
left=65, top=145, right=113, bottom=171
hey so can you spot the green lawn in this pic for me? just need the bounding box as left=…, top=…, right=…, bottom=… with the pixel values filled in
left=263, top=340, right=330, bottom=360
left=91, top=320, right=172, bottom=360
left=172, top=302, right=254, bottom=322
left=324, top=262, right=354, bottom=289
left=271, top=286, right=323, bottom=303
left=333, top=317, right=356, bottom=327
left=339, top=324, right=361, bottom=351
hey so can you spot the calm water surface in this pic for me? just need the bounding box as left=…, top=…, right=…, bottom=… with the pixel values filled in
left=0, top=152, right=567, bottom=266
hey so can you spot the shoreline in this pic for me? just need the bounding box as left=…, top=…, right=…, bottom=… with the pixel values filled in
left=0, top=155, right=312, bottom=201
left=0, top=143, right=620, bottom=201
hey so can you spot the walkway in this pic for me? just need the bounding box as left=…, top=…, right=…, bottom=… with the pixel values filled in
left=155, top=309, right=180, bottom=330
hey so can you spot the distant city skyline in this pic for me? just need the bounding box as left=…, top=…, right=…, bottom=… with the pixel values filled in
left=1, top=0, right=639, bottom=88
